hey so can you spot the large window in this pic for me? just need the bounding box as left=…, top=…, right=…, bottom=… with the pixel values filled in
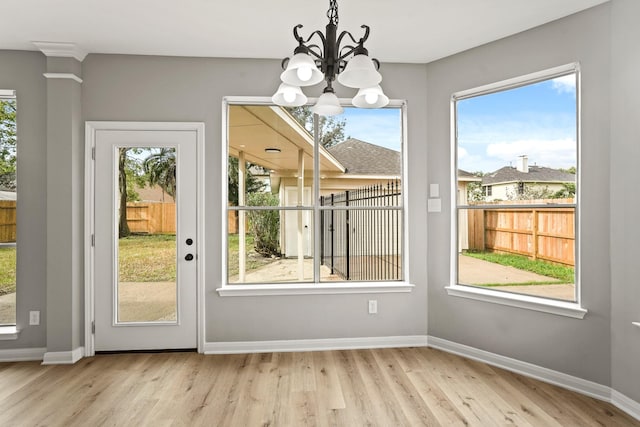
left=453, top=64, right=579, bottom=304
left=224, top=101, right=405, bottom=287
left=0, top=89, right=17, bottom=325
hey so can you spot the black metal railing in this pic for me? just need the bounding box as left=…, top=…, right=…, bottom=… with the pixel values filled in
left=320, top=180, right=402, bottom=281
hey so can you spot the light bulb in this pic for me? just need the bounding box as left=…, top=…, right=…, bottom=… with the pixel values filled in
left=283, top=88, right=297, bottom=103
left=365, top=92, right=379, bottom=105
left=296, top=66, right=313, bottom=82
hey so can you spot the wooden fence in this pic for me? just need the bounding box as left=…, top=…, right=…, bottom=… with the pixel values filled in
left=0, top=200, right=16, bottom=243
left=467, top=200, right=575, bottom=266
left=126, top=202, right=176, bottom=234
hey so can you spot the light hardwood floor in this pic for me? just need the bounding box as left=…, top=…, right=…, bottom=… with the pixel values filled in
left=0, top=347, right=637, bottom=426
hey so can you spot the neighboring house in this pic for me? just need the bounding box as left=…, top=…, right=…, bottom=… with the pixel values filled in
left=482, top=155, right=575, bottom=201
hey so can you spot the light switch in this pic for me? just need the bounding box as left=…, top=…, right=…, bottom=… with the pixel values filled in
left=429, top=184, right=439, bottom=198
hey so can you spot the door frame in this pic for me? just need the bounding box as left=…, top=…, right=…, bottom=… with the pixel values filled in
left=84, top=121, right=205, bottom=357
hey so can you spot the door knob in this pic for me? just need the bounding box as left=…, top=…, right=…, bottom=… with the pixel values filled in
left=185, top=253, right=194, bottom=261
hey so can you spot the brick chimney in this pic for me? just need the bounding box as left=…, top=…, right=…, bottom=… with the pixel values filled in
left=516, top=155, right=529, bottom=173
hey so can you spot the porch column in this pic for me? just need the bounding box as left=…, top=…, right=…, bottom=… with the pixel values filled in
left=238, top=151, right=246, bottom=282
left=40, top=46, right=86, bottom=363
left=297, top=148, right=304, bottom=280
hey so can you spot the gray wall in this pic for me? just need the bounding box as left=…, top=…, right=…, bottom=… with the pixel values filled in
left=610, top=0, right=640, bottom=404
left=81, top=56, right=429, bottom=342
left=426, top=4, right=612, bottom=385
left=0, top=50, right=47, bottom=349
left=2, top=0, right=638, bottom=405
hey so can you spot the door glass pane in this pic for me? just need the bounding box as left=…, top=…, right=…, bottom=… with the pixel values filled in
left=116, top=147, right=177, bottom=323
left=0, top=92, right=17, bottom=326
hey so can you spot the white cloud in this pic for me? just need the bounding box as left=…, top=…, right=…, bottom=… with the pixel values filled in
left=458, top=147, right=468, bottom=159
left=486, top=138, right=576, bottom=169
left=551, top=75, right=576, bottom=95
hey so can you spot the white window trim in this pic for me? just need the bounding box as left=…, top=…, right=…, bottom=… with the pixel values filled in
left=0, top=91, right=17, bottom=328
left=218, top=96, right=412, bottom=296
left=449, top=62, right=586, bottom=318
left=445, top=284, right=586, bottom=318
left=0, top=326, right=19, bottom=340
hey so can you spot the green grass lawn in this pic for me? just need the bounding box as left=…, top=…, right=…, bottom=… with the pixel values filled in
left=118, top=233, right=275, bottom=282
left=119, top=234, right=177, bottom=282
left=0, top=247, right=16, bottom=295
left=463, top=251, right=574, bottom=284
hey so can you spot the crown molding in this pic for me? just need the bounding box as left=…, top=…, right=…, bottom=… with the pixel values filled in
left=32, top=41, right=87, bottom=62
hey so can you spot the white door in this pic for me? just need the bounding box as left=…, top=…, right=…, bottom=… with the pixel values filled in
left=284, top=187, right=312, bottom=257
left=93, top=128, right=197, bottom=351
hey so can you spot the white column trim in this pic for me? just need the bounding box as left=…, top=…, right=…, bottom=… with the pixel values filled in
left=43, top=73, right=83, bottom=84
left=42, top=347, right=84, bottom=365
left=33, top=41, right=87, bottom=61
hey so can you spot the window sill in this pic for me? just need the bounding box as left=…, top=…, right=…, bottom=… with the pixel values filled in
left=217, top=282, right=415, bottom=297
left=0, top=326, right=19, bottom=340
left=445, top=284, right=587, bottom=319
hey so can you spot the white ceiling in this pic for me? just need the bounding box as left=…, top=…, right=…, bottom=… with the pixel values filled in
left=2, top=0, right=608, bottom=63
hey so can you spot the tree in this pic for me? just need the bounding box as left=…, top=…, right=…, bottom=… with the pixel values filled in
left=0, top=98, right=17, bottom=189
left=247, top=192, right=281, bottom=257
left=144, top=148, right=177, bottom=199
left=118, top=148, right=148, bottom=237
left=227, top=156, right=265, bottom=206
left=286, top=106, right=347, bottom=148
left=118, top=148, right=132, bottom=237
left=466, top=172, right=486, bottom=203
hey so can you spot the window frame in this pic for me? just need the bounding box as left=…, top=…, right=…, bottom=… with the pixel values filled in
left=446, top=63, right=586, bottom=319
left=217, top=96, right=413, bottom=296
left=0, top=89, right=18, bottom=336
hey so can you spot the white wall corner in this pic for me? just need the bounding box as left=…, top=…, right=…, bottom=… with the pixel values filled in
left=32, top=41, right=87, bottom=62
left=0, top=347, right=47, bottom=362
left=204, top=335, right=429, bottom=355
left=41, top=347, right=84, bottom=365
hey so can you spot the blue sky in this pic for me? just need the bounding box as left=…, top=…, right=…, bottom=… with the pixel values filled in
left=456, top=74, right=577, bottom=173
left=337, top=107, right=402, bottom=152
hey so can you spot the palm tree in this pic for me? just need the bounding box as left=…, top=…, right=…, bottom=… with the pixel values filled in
left=143, top=148, right=176, bottom=199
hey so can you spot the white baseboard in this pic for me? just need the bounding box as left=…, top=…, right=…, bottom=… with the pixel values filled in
left=0, top=347, right=47, bottom=362
left=204, top=335, right=428, bottom=354
left=427, top=336, right=610, bottom=401
left=611, top=390, right=640, bottom=421
left=428, top=336, right=640, bottom=422
left=42, top=346, right=84, bottom=365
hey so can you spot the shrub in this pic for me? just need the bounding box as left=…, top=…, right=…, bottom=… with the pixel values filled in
left=247, top=192, right=281, bottom=257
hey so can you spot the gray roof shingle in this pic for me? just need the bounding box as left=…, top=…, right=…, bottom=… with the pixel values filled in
left=327, top=138, right=401, bottom=175
left=482, top=166, right=575, bottom=185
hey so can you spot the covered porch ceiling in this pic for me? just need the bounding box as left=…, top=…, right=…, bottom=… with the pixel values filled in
left=228, top=105, right=345, bottom=175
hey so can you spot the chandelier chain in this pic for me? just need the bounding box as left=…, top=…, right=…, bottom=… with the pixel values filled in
left=327, top=0, right=339, bottom=25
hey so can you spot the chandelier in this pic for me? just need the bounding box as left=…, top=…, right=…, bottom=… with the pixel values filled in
left=271, top=0, right=389, bottom=116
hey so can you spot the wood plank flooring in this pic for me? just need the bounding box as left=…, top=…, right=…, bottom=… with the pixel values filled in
left=0, top=347, right=637, bottom=426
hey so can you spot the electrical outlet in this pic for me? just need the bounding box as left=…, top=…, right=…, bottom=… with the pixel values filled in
left=29, top=311, right=40, bottom=326
left=368, top=300, right=378, bottom=314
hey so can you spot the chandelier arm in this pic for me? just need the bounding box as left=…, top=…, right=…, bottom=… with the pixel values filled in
left=337, top=45, right=358, bottom=61
left=302, top=30, right=327, bottom=47
left=305, top=44, right=324, bottom=60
